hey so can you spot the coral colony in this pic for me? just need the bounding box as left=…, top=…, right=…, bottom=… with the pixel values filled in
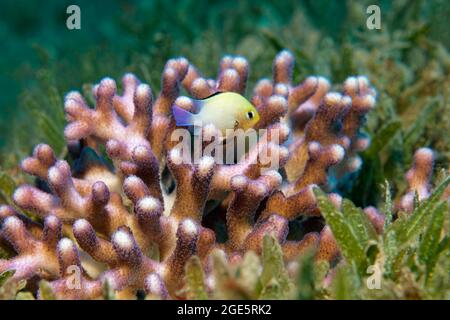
left=0, top=50, right=442, bottom=299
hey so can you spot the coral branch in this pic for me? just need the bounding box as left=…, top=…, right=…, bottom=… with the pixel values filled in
left=398, top=148, right=434, bottom=213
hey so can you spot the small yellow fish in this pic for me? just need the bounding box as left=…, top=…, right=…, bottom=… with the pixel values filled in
left=172, top=92, right=260, bottom=136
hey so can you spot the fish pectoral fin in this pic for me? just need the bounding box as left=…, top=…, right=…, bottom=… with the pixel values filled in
left=173, top=105, right=194, bottom=126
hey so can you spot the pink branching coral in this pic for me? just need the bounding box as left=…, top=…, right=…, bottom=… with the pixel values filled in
left=0, top=50, right=393, bottom=299
left=397, top=148, right=435, bottom=213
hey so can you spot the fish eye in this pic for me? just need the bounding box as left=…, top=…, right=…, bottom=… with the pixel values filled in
left=246, top=111, right=254, bottom=119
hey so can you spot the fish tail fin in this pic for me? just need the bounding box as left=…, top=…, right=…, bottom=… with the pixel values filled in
left=172, top=105, right=195, bottom=126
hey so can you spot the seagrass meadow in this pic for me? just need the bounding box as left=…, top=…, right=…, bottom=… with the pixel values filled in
left=0, top=0, right=449, bottom=300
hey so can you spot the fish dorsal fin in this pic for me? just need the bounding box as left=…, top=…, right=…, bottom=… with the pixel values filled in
left=190, top=92, right=223, bottom=113
left=197, top=91, right=224, bottom=112
left=201, top=91, right=223, bottom=100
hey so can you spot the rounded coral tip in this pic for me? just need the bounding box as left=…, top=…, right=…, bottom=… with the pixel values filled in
left=324, top=92, right=342, bottom=106
left=330, top=144, right=345, bottom=163
left=2, top=216, right=22, bottom=231
left=145, top=274, right=163, bottom=293
left=58, top=238, right=74, bottom=252
left=137, top=196, right=160, bottom=212
left=180, top=219, right=198, bottom=236
left=197, top=156, right=215, bottom=175
left=112, top=229, right=134, bottom=249
left=73, top=219, right=91, bottom=232
left=12, top=186, right=32, bottom=206
left=415, top=147, right=434, bottom=164
left=232, top=56, right=248, bottom=69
